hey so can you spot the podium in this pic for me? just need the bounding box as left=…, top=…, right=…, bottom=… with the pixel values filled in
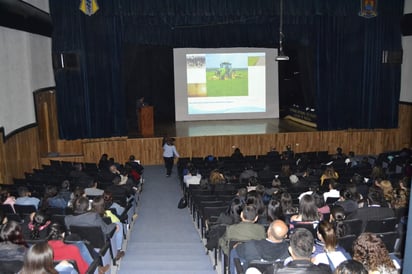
left=138, top=106, right=154, bottom=137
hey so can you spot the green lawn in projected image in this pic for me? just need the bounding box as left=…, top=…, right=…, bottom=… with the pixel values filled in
left=205, top=69, right=248, bottom=97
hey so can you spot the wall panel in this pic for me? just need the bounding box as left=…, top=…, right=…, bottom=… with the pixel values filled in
left=4, top=126, right=40, bottom=182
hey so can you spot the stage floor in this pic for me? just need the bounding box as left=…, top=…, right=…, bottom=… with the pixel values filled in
left=128, top=118, right=316, bottom=138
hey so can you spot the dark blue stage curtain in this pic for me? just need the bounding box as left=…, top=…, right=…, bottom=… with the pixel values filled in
left=49, top=0, right=404, bottom=139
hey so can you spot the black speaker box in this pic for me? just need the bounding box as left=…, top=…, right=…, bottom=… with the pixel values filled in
left=401, top=13, right=412, bottom=36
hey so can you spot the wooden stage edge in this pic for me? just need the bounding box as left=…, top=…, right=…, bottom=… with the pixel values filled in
left=1, top=103, right=410, bottom=184
left=42, top=118, right=410, bottom=167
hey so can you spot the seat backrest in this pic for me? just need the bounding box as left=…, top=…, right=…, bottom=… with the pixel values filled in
left=292, top=222, right=318, bottom=238
left=0, top=204, right=15, bottom=214
left=69, top=225, right=107, bottom=248
left=249, top=260, right=276, bottom=273
left=0, top=260, right=24, bottom=274
left=338, top=234, right=357, bottom=254
left=364, top=217, right=398, bottom=233
left=14, top=204, right=37, bottom=215
left=342, top=219, right=363, bottom=237
left=376, top=231, right=398, bottom=253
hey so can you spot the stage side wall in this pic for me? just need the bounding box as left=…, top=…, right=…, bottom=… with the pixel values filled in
left=0, top=126, right=40, bottom=184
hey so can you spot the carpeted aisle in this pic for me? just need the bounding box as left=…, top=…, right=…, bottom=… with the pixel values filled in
left=118, top=165, right=216, bottom=274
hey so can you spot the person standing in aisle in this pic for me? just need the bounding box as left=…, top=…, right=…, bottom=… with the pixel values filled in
left=163, top=137, right=179, bottom=177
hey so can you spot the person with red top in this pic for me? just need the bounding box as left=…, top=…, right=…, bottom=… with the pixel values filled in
left=47, top=222, right=110, bottom=274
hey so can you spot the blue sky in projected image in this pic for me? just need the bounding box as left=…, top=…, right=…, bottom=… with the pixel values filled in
left=205, top=53, right=262, bottom=69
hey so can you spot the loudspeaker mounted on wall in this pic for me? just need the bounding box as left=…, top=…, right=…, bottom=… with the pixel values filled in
left=382, top=50, right=403, bottom=64
left=401, top=14, right=412, bottom=36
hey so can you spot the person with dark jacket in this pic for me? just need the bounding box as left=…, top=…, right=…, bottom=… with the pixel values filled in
left=246, top=228, right=331, bottom=274
left=233, top=220, right=289, bottom=270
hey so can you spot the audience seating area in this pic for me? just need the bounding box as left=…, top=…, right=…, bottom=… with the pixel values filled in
left=179, top=148, right=411, bottom=274
left=0, top=158, right=141, bottom=274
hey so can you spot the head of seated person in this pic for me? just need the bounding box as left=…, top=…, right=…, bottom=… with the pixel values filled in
left=0, top=220, right=27, bottom=247
left=289, top=227, right=315, bottom=259
left=292, top=194, right=321, bottom=222
left=73, top=197, right=90, bottom=214
left=19, top=242, right=58, bottom=274
left=240, top=205, right=258, bottom=223
left=28, top=211, right=51, bottom=240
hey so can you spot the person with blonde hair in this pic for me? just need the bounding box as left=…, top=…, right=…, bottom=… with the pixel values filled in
left=378, top=180, right=394, bottom=204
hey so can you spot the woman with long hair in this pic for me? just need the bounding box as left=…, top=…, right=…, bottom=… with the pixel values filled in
left=330, top=206, right=347, bottom=238
left=312, top=221, right=349, bottom=271
left=267, top=199, right=284, bottom=222
left=19, top=242, right=58, bottom=274
left=290, top=194, right=322, bottom=223
left=353, top=233, right=399, bottom=274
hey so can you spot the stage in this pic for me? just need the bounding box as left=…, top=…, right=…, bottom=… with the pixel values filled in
left=128, top=118, right=316, bottom=138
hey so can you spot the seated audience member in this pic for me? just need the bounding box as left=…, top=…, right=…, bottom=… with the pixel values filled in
left=127, top=155, right=144, bottom=175
left=347, top=187, right=395, bottom=231
left=92, top=196, right=124, bottom=255
left=20, top=242, right=75, bottom=274
left=267, top=199, right=285, bottom=223
left=0, top=221, right=27, bottom=262
left=70, top=163, right=93, bottom=186
left=15, top=186, right=40, bottom=210
left=352, top=233, right=400, bottom=273
left=334, top=188, right=358, bottom=215
left=323, top=180, right=340, bottom=202
left=217, top=197, right=244, bottom=225
left=0, top=188, right=16, bottom=211
left=329, top=206, right=348, bottom=238
left=350, top=173, right=369, bottom=200
left=233, top=220, right=289, bottom=270
left=219, top=205, right=266, bottom=255
left=239, top=164, right=258, bottom=184
left=105, top=175, right=132, bottom=205
left=320, top=167, right=339, bottom=187
left=231, top=147, right=244, bottom=161
left=47, top=222, right=93, bottom=274
left=333, top=259, right=367, bottom=274
left=312, top=192, right=330, bottom=215
left=58, top=180, right=72, bottom=204
left=265, top=178, right=283, bottom=198
left=64, top=197, right=124, bottom=259
left=84, top=180, right=104, bottom=197
left=98, top=153, right=110, bottom=171
left=183, top=167, right=202, bottom=188
left=280, top=192, right=297, bottom=215
left=312, top=221, right=350, bottom=271
left=24, top=211, right=51, bottom=240
left=103, top=191, right=125, bottom=216
left=258, top=165, right=275, bottom=182
left=246, top=228, right=331, bottom=274
left=377, top=180, right=394, bottom=205
left=267, top=147, right=280, bottom=160
left=290, top=194, right=322, bottom=229
left=246, top=191, right=266, bottom=222
left=68, top=187, right=86, bottom=209
left=42, top=185, right=68, bottom=210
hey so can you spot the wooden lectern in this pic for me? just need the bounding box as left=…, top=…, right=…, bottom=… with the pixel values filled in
left=138, top=106, right=154, bottom=137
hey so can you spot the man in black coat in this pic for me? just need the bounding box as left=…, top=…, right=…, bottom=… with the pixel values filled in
left=232, top=220, right=289, bottom=271
left=260, top=228, right=331, bottom=274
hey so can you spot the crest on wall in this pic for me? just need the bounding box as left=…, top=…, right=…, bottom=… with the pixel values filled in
left=359, top=0, right=378, bottom=18
left=79, top=0, right=99, bottom=16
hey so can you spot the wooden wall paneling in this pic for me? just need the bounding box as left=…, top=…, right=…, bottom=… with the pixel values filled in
left=399, top=103, right=412, bottom=147
left=4, top=127, right=40, bottom=182
left=82, top=138, right=128, bottom=164
left=34, top=88, right=59, bottom=156
left=57, top=139, right=84, bottom=155
left=126, top=138, right=163, bottom=165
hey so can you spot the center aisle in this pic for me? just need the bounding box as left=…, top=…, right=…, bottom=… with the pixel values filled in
left=118, top=165, right=216, bottom=274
